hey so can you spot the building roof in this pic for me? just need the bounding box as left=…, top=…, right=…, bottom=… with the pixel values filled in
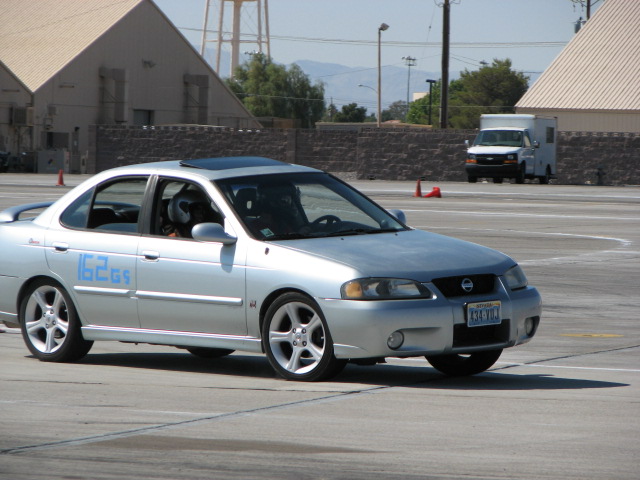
left=516, top=0, right=640, bottom=112
left=0, top=0, right=143, bottom=92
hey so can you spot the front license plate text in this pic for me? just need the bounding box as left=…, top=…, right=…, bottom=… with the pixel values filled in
left=466, top=300, right=501, bottom=327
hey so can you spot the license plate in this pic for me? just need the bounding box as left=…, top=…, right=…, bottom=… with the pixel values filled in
left=466, top=300, right=501, bottom=327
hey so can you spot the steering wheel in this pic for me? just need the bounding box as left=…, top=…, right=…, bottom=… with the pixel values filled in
left=310, top=215, right=340, bottom=227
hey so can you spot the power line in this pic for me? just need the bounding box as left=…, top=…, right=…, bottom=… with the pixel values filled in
left=179, top=27, right=567, bottom=49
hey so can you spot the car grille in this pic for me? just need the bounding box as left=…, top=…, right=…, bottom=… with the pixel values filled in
left=476, top=154, right=507, bottom=165
left=431, top=274, right=496, bottom=298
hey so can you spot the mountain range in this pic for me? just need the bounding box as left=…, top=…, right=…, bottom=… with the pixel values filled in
left=209, top=51, right=539, bottom=114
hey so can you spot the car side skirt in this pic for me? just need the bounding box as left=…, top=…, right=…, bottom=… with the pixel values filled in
left=81, top=325, right=263, bottom=353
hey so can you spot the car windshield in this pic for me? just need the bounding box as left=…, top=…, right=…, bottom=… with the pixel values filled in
left=216, top=172, right=407, bottom=240
left=473, top=130, right=523, bottom=147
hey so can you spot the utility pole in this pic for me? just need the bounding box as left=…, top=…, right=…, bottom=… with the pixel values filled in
left=402, top=56, right=416, bottom=121
left=440, top=0, right=450, bottom=129
left=377, top=23, right=389, bottom=128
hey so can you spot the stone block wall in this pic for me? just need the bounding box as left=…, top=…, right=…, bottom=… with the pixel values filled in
left=90, top=125, right=639, bottom=186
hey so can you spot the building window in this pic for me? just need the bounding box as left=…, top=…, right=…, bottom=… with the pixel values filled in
left=133, top=110, right=154, bottom=126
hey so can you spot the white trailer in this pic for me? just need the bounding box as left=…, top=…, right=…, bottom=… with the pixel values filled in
left=465, top=114, right=557, bottom=184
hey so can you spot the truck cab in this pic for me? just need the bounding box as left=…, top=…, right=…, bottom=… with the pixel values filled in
left=465, top=114, right=557, bottom=184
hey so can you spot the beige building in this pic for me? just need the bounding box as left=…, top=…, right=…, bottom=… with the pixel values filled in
left=516, top=0, right=640, bottom=133
left=0, top=0, right=259, bottom=173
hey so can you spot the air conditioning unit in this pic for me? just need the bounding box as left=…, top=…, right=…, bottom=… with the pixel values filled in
left=11, top=106, right=34, bottom=126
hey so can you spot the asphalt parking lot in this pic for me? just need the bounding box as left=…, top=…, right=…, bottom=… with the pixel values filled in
left=1, top=173, right=638, bottom=479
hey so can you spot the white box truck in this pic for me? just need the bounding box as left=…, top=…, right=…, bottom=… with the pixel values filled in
left=465, top=114, right=557, bottom=184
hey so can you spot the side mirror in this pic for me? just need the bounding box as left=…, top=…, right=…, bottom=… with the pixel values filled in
left=191, top=222, right=237, bottom=245
left=464, top=139, right=470, bottom=147
left=387, top=209, right=406, bottom=224
left=533, top=140, right=540, bottom=148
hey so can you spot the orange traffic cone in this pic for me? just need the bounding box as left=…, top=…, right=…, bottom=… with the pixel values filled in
left=56, top=169, right=65, bottom=186
left=424, top=186, right=441, bottom=198
left=413, top=179, right=423, bottom=197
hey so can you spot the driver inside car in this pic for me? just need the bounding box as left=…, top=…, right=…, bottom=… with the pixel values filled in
left=165, top=189, right=211, bottom=238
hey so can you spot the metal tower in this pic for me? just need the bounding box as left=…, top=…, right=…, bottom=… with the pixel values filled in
left=200, top=0, right=271, bottom=77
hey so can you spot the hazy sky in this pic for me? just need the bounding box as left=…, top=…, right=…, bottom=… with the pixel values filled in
left=154, top=0, right=602, bottom=76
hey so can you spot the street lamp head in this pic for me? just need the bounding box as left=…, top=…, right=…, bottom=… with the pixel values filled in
left=426, top=79, right=437, bottom=84
left=379, top=23, right=389, bottom=32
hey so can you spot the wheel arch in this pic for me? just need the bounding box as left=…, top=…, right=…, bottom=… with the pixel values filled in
left=17, top=275, right=65, bottom=315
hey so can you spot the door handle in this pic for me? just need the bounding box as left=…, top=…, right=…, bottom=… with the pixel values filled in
left=52, top=242, right=69, bottom=252
left=142, top=250, right=159, bottom=261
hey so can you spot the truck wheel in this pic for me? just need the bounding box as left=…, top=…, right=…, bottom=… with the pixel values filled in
left=493, top=177, right=503, bottom=184
left=515, top=163, right=526, bottom=184
left=467, top=176, right=477, bottom=183
left=426, top=349, right=503, bottom=376
left=539, top=166, right=551, bottom=184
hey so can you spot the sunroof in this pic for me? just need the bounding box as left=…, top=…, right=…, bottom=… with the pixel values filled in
left=180, top=157, right=287, bottom=171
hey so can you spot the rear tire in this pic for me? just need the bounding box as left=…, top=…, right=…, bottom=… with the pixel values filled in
left=493, top=177, right=503, bottom=184
left=186, top=347, right=234, bottom=358
left=426, top=349, right=502, bottom=376
left=539, top=166, right=551, bottom=184
left=20, top=279, right=93, bottom=362
left=467, top=176, right=477, bottom=183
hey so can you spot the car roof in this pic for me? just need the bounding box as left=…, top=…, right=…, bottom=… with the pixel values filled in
left=109, top=156, right=321, bottom=181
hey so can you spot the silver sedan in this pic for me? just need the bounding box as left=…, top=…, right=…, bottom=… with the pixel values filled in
left=0, top=157, right=541, bottom=381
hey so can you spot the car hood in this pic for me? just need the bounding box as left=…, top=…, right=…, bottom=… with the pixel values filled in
left=468, top=145, right=521, bottom=155
left=271, top=229, right=514, bottom=282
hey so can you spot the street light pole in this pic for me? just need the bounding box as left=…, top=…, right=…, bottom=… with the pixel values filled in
left=426, top=79, right=437, bottom=126
left=402, top=56, right=416, bottom=121
left=377, top=23, right=389, bottom=128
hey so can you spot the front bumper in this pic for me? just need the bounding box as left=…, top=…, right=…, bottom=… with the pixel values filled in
left=318, top=283, right=542, bottom=359
left=466, top=164, right=520, bottom=178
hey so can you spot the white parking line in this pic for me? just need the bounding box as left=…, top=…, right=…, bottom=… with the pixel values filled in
left=397, top=208, right=639, bottom=222
left=361, top=187, right=640, bottom=201
left=398, top=357, right=640, bottom=373
left=496, top=362, right=640, bottom=373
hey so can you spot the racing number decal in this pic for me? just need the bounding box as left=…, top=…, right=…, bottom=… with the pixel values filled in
left=78, top=254, right=131, bottom=285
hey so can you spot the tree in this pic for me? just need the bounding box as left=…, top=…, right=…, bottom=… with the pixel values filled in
left=333, top=103, right=368, bottom=123
left=226, top=54, right=325, bottom=128
left=407, top=81, right=441, bottom=125
left=448, top=59, right=529, bottom=129
left=381, top=101, right=408, bottom=122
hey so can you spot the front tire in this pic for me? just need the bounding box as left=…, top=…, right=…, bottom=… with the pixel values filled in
left=20, top=279, right=93, bottom=362
left=262, top=293, right=345, bottom=381
left=426, top=349, right=502, bottom=376
left=515, top=163, right=526, bottom=184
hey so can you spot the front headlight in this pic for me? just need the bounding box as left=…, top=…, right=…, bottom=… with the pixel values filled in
left=504, top=265, right=528, bottom=290
left=341, top=278, right=433, bottom=300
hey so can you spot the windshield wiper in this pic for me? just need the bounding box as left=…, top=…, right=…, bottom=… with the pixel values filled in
left=323, top=228, right=398, bottom=237
left=266, top=232, right=315, bottom=240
